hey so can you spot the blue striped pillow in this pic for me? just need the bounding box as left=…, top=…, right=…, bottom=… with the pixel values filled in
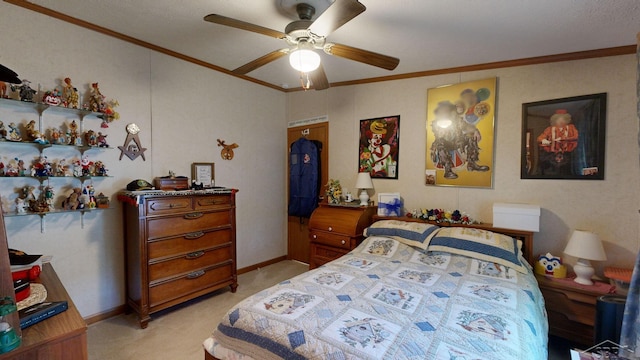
left=428, top=227, right=527, bottom=273
left=364, top=220, right=439, bottom=250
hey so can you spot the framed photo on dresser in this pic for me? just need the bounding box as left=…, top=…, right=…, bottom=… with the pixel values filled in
left=192, top=162, right=215, bottom=187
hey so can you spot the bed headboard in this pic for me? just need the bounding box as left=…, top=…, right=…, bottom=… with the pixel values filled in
left=372, top=216, right=535, bottom=266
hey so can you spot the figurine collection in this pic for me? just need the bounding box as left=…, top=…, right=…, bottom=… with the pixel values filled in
left=0, top=155, right=108, bottom=178
left=0, top=119, right=110, bottom=148
left=2, top=77, right=119, bottom=128
left=14, top=183, right=109, bottom=214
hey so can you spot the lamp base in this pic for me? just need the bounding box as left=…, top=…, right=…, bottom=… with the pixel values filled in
left=573, top=258, right=595, bottom=285
left=358, top=189, right=369, bottom=206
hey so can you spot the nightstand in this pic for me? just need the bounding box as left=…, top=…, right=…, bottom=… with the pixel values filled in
left=308, top=203, right=376, bottom=269
left=536, top=274, right=613, bottom=345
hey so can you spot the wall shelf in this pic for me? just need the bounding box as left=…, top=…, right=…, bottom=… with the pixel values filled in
left=4, top=207, right=110, bottom=232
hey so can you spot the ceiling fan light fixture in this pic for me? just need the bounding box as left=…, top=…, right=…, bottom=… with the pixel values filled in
left=289, top=48, right=320, bottom=73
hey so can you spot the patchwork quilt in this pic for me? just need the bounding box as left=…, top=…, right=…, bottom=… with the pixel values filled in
left=210, top=236, right=548, bottom=359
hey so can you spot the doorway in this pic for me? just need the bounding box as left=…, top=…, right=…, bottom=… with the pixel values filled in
left=287, top=122, right=328, bottom=263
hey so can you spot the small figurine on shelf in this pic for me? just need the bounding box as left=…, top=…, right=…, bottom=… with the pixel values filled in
left=62, top=187, right=83, bottom=210
left=55, top=159, right=68, bottom=177
left=49, top=128, right=65, bottom=145
left=97, top=132, right=109, bottom=147
left=43, top=185, right=55, bottom=211
left=42, top=88, right=62, bottom=106
left=16, top=159, right=26, bottom=177
left=25, top=120, right=48, bottom=144
left=84, top=129, right=97, bottom=147
left=93, top=161, right=107, bottom=176
left=31, top=155, right=51, bottom=177
left=10, top=79, right=37, bottom=102
left=67, top=120, right=80, bottom=146
left=81, top=155, right=93, bottom=177
left=61, top=77, right=79, bottom=109
left=100, top=99, right=120, bottom=127
left=5, top=162, right=18, bottom=177
left=0, top=121, right=6, bottom=138
left=15, top=197, right=27, bottom=214
left=0, top=81, right=6, bottom=99
left=83, top=184, right=96, bottom=209
left=88, top=82, right=105, bottom=112
left=0, top=162, right=4, bottom=176
left=6, top=122, right=22, bottom=142
left=72, top=159, right=82, bottom=177
left=22, top=185, right=36, bottom=203
left=96, top=193, right=109, bottom=209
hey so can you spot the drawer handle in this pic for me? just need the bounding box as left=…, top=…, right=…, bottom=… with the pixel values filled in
left=186, top=270, right=205, bottom=279
left=184, top=212, right=203, bottom=220
left=184, top=231, right=205, bottom=240
left=328, top=226, right=333, bottom=232
left=313, top=234, right=317, bottom=239
left=185, top=251, right=205, bottom=259
left=341, top=240, right=346, bottom=245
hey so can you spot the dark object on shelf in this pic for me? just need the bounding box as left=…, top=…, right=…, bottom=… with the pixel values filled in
left=0, top=63, right=21, bottom=84
left=18, top=301, right=68, bottom=330
left=154, top=176, right=189, bottom=191
left=595, top=295, right=626, bottom=344
left=8, top=249, right=42, bottom=266
left=190, top=181, right=204, bottom=190
left=13, top=279, right=30, bottom=302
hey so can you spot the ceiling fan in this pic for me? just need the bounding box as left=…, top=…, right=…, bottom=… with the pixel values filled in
left=204, top=0, right=399, bottom=90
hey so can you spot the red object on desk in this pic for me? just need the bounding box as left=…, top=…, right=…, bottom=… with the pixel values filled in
left=544, top=274, right=615, bottom=294
left=12, top=265, right=41, bottom=281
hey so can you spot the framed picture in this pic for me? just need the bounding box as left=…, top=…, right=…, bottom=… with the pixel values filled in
left=521, top=93, right=606, bottom=180
left=425, top=77, right=496, bottom=188
left=359, top=115, right=400, bottom=179
left=191, top=162, right=215, bottom=187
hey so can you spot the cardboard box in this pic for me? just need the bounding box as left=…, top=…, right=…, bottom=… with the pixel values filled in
left=377, top=193, right=402, bottom=216
left=493, top=203, right=540, bottom=232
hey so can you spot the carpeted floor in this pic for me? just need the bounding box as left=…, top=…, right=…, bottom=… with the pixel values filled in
left=88, top=260, right=574, bottom=359
left=87, top=260, right=309, bottom=360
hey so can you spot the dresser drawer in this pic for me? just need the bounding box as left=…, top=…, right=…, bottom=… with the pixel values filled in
left=312, top=244, right=349, bottom=260
left=146, top=197, right=192, bottom=215
left=310, top=231, right=352, bottom=250
left=147, top=211, right=231, bottom=239
left=194, top=196, right=232, bottom=211
left=148, top=229, right=232, bottom=260
left=149, top=263, right=233, bottom=306
left=541, top=287, right=596, bottom=326
left=148, top=246, right=232, bottom=282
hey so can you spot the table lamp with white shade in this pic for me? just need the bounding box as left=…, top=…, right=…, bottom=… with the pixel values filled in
left=355, top=172, right=374, bottom=206
left=563, top=230, right=607, bottom=285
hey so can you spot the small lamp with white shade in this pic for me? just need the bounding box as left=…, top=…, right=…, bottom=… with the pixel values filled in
left=563, top=230, right=607, bottom=285
left=355, top=172, right=374, bottom=206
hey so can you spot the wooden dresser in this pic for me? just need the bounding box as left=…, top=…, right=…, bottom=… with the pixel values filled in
left=122, top=189, right=237, bottom=328
left=308, top=204, right=376, bottom=269
left=536, top=274, right=609, bottom=345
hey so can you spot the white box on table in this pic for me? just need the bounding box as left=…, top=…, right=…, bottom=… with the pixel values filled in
left=493, top=203, right=540, bottom=232
left=377, top=193, right=402, bottom=216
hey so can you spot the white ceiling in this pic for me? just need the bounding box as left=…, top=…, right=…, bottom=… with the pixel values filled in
left=25, top=0, right=640, bottom=90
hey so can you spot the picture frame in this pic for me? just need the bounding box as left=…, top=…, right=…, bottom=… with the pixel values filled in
left=521, top=93, right=607, bottom=180
left=359, top=115, right=400, bottom=179
left=425, top=77, right=496, bottom=188
left=191, top=162, right=215, bottom=187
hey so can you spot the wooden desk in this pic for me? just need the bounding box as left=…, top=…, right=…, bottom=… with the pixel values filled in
left=0, top=263, right=87, bottom=360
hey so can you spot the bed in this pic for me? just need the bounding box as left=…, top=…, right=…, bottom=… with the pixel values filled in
left=203, top=220, right=548, bottom=359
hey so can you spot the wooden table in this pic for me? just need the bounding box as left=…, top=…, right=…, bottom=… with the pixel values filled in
left=0, top=263, right=87, bottom=360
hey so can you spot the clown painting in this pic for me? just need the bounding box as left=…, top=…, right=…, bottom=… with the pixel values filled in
left=359, top=116, right=400, bottom=179
left=426, top=78, right=496, bottom=188
left=522, top=93, right=606, bottom=180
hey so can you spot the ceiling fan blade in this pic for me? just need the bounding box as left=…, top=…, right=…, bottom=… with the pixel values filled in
left=308, top=0, right=366, bottom=37
left=325, top=43, right=399, bottom=70
left=233, top=49, right=289, bottom=75
left=308, top=64, right=329, bottom=90
left=204, top=14, right=286, bottom=39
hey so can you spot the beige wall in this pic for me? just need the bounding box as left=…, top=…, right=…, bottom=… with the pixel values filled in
left=287, top=54, right=640, bottom=273
left=0, top=3, right=286, bottom=318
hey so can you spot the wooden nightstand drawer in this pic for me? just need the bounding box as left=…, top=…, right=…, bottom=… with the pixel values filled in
left=310, top=231, right=352, bottom=250
left=541, top=287, right=596, bottom=326
left=146, top=197, right=192, bottom=215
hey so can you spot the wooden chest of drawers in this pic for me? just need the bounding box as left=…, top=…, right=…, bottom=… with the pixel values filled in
left=122, top=190, right=237, bottom=328
left=308, top=204, right=376, bottom=269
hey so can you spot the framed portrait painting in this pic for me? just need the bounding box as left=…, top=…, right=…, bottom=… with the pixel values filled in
left=359, top=115, right=400, bottom=179
left=521, top=93, right=606, bottom=180
left=425, top=77, right=496, bottom=188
